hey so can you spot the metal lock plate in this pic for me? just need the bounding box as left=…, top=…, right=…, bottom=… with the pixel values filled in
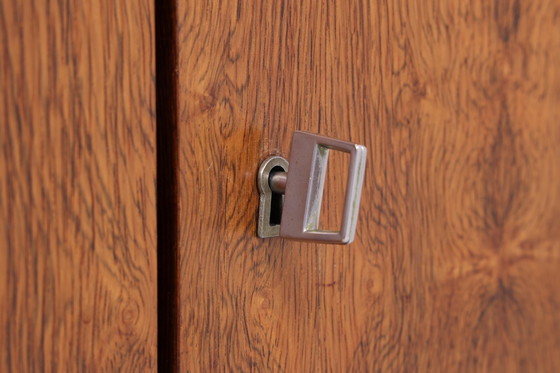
left=257, top=155, right=289, bottom=238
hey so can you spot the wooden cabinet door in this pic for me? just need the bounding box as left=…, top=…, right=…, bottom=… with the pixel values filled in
left=176, top=1, right=560, bottom=371
left=0, top=1, right=157, bottom=370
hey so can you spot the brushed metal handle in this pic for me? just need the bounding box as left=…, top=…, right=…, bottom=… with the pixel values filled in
left=257, top=131, right=367, bottom=244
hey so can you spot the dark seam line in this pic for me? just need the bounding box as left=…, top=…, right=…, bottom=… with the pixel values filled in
left=156, top=0, right=178, bottom=371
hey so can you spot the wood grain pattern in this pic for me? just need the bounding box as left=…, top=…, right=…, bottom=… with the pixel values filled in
left=0, top=0, right=157, bottom=371
left=177, top=0, right=560, bottom=371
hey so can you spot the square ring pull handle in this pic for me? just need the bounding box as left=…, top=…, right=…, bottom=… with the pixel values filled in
left=257, top=131, right=367, bottom=244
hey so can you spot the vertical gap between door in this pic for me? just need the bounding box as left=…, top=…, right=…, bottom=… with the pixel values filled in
left=156, top=0, right=178, bottom=371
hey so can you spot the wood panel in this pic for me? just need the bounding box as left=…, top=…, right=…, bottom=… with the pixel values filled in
left=0, top=0, right=157, bottom=371
left=177, top=0, right=560, bottom=371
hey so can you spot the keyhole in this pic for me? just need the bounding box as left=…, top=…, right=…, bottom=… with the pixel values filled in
left=268, top=165, right=285, bottom=225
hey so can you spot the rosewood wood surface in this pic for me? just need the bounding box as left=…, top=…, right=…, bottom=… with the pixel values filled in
left=0, top=0, right=157, bottom=371
left=177, top=0, right=560, bottom=371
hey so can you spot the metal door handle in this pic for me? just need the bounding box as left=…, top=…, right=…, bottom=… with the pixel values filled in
left=258, top=131, right=367, bottom=244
